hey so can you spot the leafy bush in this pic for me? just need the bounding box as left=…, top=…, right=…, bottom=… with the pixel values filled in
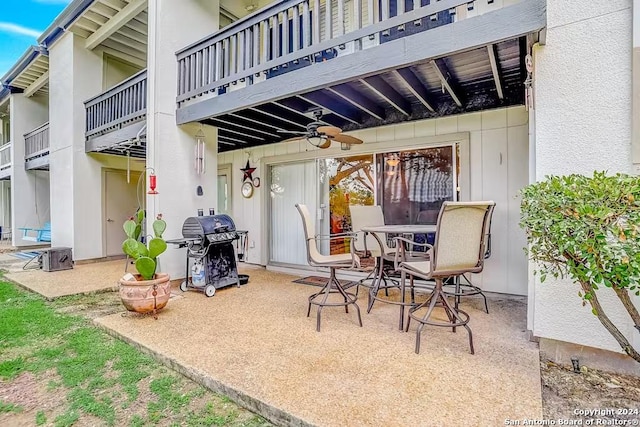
left=520, top=171, right=640, bottom=363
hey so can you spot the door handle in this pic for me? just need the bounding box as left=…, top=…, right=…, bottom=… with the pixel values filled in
left=107, top=219, right=114, bottom=223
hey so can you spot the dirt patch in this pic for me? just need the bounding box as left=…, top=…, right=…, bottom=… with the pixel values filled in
left=0, top=371, right=63, bottom=427
left=541, top=359, right=640, bottom=422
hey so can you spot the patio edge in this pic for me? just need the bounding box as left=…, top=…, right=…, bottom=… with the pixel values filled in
left=93, top=317, right=316, bottom=427
left=1, top=273, right=119, bottom=301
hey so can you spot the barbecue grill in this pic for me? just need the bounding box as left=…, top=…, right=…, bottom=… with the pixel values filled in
left=167, top=212, right=240, bottom=297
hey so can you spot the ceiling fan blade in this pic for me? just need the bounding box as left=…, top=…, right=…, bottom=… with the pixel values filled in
left=281, top=136, right=305, bottom=143
left=329, top=134, right=364, bottom=145
left=318, top=139, right=332, bottom=149
left=277, top=130, right=307, bottom=134
left=316, top=126, right=341, bottom=136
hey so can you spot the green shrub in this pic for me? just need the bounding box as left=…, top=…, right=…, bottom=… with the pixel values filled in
left=520, top=171, right=640, bottom=363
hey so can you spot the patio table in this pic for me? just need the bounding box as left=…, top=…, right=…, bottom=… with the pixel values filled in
left=361, top=224, right=437, bottom=330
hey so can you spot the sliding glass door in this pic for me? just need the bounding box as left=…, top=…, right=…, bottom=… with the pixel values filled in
left=268, top=143, right=458, bottom=267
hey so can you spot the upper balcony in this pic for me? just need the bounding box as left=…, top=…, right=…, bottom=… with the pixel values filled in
left=84, top=69, right=147, bottom=158
left=25, top=122, right=50, bottom=171
left=0, top=142, right=11, bottom=180
left=175, top=0, right=546, bottom=151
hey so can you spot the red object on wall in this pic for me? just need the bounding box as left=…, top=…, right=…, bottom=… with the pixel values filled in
left=148, top=173, right=158, bottom=194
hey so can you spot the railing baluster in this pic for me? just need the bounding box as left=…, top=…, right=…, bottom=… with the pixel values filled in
left=354, top=0, right=362, bottom=30
left=239, top=31, right=246, bottom=73
left=191, top=54, right=197, bottom=92
left=292, top=6, right=300, bottom=51
left=215, top=41, right=223, bottom=82
left=313, top=0, right=321, bottom=43
left=325, top=0, right=333, bottom=40
left=196, top=50, right=202, bottom=91
left=368, top=0, right=375, bottom=24
left=337, top=0, right=345, bottom=36
left=252, top=24, right=260, bottom=67
left=282, top=9, right=290, bottom=56
left=302, top=1, right=311, bottom=48
left=230, top=34, right=238, bottom=78
left=222, top=38, right=229, bottom=78
left=271, top=15, right=279, bottom=60
left=261, top=20, right=270, bottom=62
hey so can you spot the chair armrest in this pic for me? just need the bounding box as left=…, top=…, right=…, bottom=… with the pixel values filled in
left=18, top=227, right=34, bottom=231
left=393, top=236, right=432, bottom=271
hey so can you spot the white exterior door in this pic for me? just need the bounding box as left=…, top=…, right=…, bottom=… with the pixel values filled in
left=104, top=170, right=142, bottom=256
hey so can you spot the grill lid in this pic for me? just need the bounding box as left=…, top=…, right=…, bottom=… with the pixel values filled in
left=182, top=214, right=236, bottom=239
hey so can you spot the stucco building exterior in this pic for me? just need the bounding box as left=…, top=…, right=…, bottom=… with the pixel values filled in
left=1, top=0, right=638, bottom=371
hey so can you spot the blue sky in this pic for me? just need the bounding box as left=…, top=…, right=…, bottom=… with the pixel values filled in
left=0, top=0, right=71, bottom=78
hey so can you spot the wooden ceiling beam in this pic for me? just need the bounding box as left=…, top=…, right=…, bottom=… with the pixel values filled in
left=327, top=83, right=385, bottom=120
left=431, top=58, right=463, bottom=107
left=297, top=91, right=361, bottom=124
left=394, top=67, right=435, bottom=112
left=360, top=75, right=411, bottom=116
left=487, top=44, right=504, bottom=100
left=24, top=71, right=49, bottom=98
left=86, top=0, right=147, bottom=50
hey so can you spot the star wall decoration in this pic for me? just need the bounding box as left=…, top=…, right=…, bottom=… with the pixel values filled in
left=240, top=159, right=256, bottom=183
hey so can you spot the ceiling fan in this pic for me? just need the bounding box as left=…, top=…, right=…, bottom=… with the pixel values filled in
left=278, top=110, right=364, bottom=149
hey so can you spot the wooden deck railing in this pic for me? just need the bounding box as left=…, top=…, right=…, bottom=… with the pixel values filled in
left=176, top=0, right=512, bottom=106
left=24, top=122, right=49, bottom=161
left=85, top=69, right=147, bottom=139
left=0, top=142, right=11, bottom=170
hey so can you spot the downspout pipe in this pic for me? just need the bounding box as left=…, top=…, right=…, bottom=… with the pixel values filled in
left=633, top=1, right=640, bottom=170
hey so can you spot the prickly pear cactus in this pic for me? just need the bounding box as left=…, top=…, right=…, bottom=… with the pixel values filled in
left=135, top=256, right=156, bottom=280
left=122, top=212, right=168, bottom=281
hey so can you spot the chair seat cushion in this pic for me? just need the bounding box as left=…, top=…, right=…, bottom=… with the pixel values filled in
left=311, top=252, right=359, bottom=267
left=400, top=260, right=432, bottom=276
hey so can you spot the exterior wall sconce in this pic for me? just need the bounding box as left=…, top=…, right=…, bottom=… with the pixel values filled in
left=195, top=128, right=206, bottom=175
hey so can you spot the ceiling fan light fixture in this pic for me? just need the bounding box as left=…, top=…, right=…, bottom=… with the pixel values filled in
left=386, top=158, right=400, bottom=167
left=306, top=134, right=325, bottom=147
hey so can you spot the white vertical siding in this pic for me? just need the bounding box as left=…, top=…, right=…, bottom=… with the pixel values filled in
left=220, top=106, right=529, bottom=296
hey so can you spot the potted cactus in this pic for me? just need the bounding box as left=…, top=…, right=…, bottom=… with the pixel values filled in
left=118, top=211, right=172, bottom=317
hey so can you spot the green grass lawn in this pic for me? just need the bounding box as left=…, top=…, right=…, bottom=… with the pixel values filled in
left=0, top=280, right=271, bottom=427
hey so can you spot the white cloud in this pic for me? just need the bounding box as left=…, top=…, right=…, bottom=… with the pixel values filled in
left=0, top=22, right=42, bottom=38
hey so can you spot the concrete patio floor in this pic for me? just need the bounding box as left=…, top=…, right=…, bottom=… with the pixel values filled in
left=4, top=257, right=133, bottom=299
left=95, top=264, right=543, bottom=427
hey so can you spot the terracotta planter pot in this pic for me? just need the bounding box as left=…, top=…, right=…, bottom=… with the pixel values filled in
left=119, top=273, right=171, bottom=315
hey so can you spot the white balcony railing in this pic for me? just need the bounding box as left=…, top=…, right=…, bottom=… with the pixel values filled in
left=0, top=142, right=11, bottom=171
left=176, top=0, right=514, bottom=106
left=24, top=122, right=49, bottom=161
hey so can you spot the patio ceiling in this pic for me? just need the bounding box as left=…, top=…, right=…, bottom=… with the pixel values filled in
left=68, top=0, right=148, bottom=67
left=205, top=36, right=527, bottom=152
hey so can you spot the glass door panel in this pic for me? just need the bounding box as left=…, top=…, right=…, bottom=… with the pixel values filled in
left=376, top=145, right=457, bottom=225
left=319, top=154, right=375, bottom=255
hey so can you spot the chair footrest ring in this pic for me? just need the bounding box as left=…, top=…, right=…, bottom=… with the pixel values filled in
left=408, top=307, right=471, bottom=328
left=309, top=290, right=358, bottom=307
